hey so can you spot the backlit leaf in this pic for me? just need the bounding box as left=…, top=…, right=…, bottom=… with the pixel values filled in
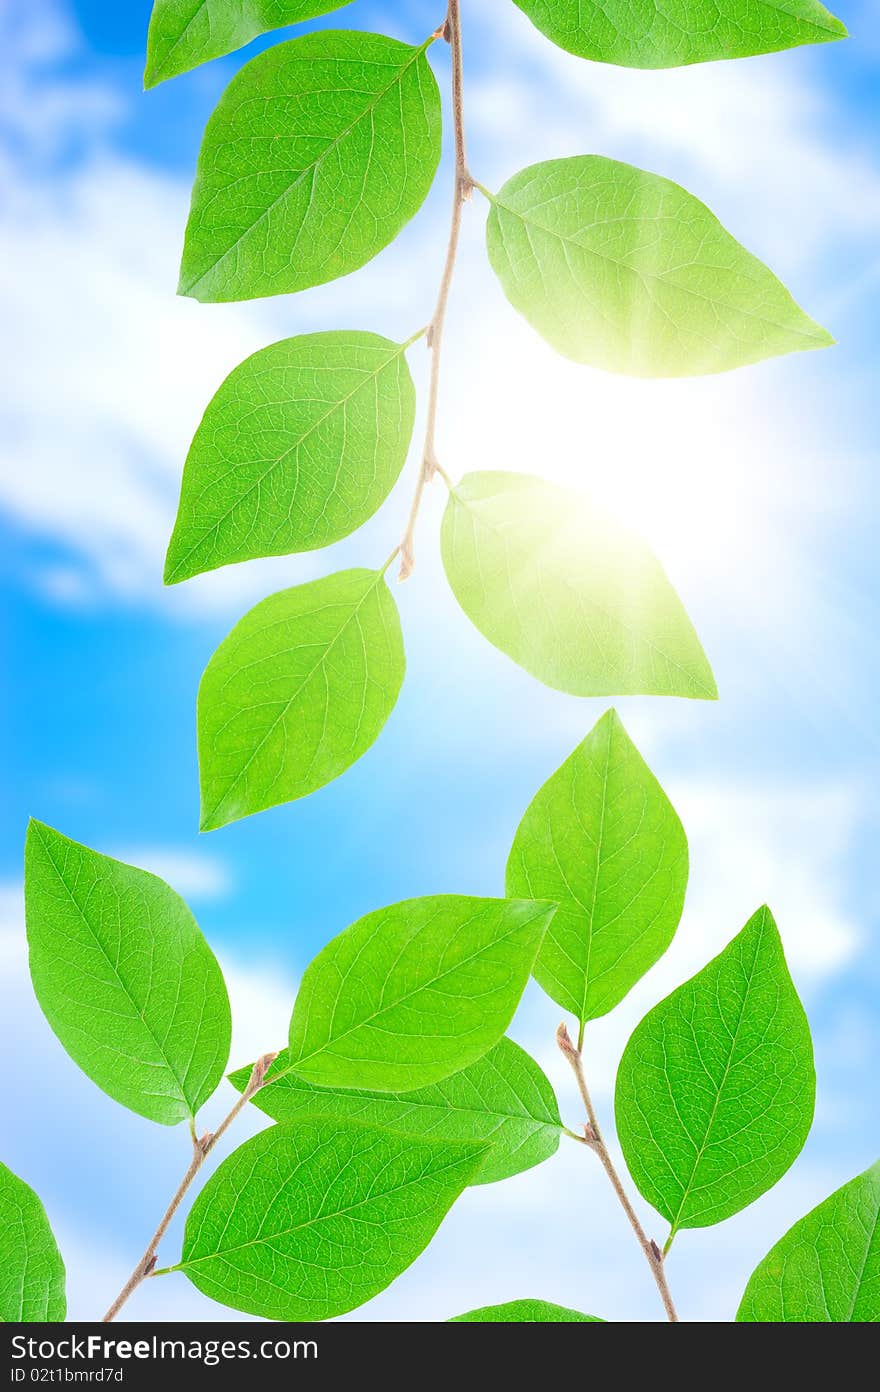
left=507, top=709, right=688, bottom=1022
left=287, top=895, right=556, bottom=1091
left=179, top=1119, right=487, bottom=1318
left=230, top=1036, right=563, bottom=1185
left=179, top=31, right=441, bottom=302
left=0, top=1162, right=66, bottom=1322
left=486, top=155, right=832, bottom=376
left=510, top=0, right=846, bottom=71
left=145, top=1, right=353, bottom=87
left=615, top=907, right=815, bottom=1237
left=198, top=567, right=404, bottom=830
left=165, top=331, right=417, bottom=584
left=737, top=1161, right=880, bottom=1322
left=442, top=471, right=716, bottom=699
left=450, top=1298, right=602, bottom=1321
left=24, top=822, right=231, bottom=1125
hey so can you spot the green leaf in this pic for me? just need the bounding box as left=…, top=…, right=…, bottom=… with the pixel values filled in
left=485, top=155, right=833, bottom=377
left=165, top=331, right=417, bottom=584
left=145, top=1, right=353, bottom=87
left=450, top=1298, right=602, bottom=1321
left=179, top=31, right=441, bottom=302
left=198, top=567, right=404, bottom=830
left=178, top=1119, right=487, bottom=1319
left=441, top=471, right=716, bottom=699
left=507, top=709, right=688, bottom=1023
left=287, top=895, right=556, bottom=1091
left=0, top=1162, right=66, bottom=1322
left=510, top=0, right=846, bottom=70
left=229, top=1037, right=563, bottom=1185
left=737, top=1161, right=880, bottom=1322
left=615, top=906, right=815, bottom=1238
left=24, top=822, right=232, bottom=1125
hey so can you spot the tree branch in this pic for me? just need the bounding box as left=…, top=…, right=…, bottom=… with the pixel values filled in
left=557, top=1023, right=679, bottom=1323
left=101, top=1051, right=278, bottom=1323
left=398, top=0, right=472, bottom=580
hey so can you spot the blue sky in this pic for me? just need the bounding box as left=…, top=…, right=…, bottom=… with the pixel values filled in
left=1, top=0, right=878, bottom=1323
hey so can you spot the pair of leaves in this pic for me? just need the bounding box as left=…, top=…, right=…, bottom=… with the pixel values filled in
left=513, top=0, right=846, bottom=70
left=24, top=821, right=231, bottom=1126
left=146, top=0, right=846, bottom=85
left=231, top=1035, right=564, bottom=1187
left=0, top=1163, right=66, bottom=1322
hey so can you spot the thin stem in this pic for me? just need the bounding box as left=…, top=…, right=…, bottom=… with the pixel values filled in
left=101, top=1052, right=278, bottom=1323
left=557, top=1023, right=679, bottom=1323
left=398, top=0, right=472, bottom=580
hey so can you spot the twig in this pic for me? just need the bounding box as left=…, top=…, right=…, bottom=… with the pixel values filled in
left=101, top=1052, right=278, bottom=1323
left=557, top=1023, right=679, bottom=1322
left=398, top=0, right=472, bottom=580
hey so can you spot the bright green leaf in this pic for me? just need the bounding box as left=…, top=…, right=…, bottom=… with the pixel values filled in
left=507, top=709, right=688, bottom=1022
left=450, top=1298, right=602, bottom=1321
left=165, top=331, right=417, bottom=584
left=179, top=1119, right=487, bottom=1319
left=486, top=155, right=832, bottom=376
left=198, top=567, right=404, bottom=830
left=24, top=822, right=232, bottom=1125
left=287, top=895, right=556, bottom=1091
left=442, top=471, right=716, bottom=699
left=179, top=31, right=441, bottom=302
left=229, top=1036, right=563, bottom=1185
left=510, top=0, right=846, bottom=71
left=145, top=1, right=353, bottom=87
left=0, top=1162, right=66, bottom=1322
left=615, top=906, right=815, bottom=1237
left=737, top=1161, right=880, bottom=1322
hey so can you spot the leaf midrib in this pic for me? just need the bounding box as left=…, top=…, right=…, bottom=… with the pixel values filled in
left=181, top=38, right=432, bottom=296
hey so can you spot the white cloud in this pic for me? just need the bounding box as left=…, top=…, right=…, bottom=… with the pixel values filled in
left=109, top=847, right=233, bottom=901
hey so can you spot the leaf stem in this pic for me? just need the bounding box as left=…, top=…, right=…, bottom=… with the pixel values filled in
left=398, top=0, right=473, bottom=581
left=557, top=1023, right=679, bottom=1323
left=100, top=1052, right=278, bottom=1323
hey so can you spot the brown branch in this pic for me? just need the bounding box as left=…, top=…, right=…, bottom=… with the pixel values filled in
left=557, top=1023, right=679, bottom=1323
left=398, top=0, right=472, bottom=580
left=101, top=1052, right=278, bottom=1323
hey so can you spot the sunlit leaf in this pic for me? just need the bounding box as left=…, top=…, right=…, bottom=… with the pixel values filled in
left=451, top=1298, right=602, bottom=1321
left=508, top=709, right=688, bottom=1021
left=287, top=895, right=556, bottom=1091
left=615, top=907, right=815, bottom=1236
left=486, top=155, right=832, bottom=376
left=198, top=568, right=404, bottom=829
left=737, top=1161, right=880, bottom=1322
left=145, top=1, right=353, bottom=87
left=179, top=31, right=441, bottom=301
left=24, top=822, right=231, bottom=1125
left=511, top=0, right=846, bottom=70
left=0, top=1162, right=66, bottom=1322
left=442, top=471, right=717, bottom=698
left=165, top=331, right=416, bottom=583
left=179, top=1120, right=487, bottom=1318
